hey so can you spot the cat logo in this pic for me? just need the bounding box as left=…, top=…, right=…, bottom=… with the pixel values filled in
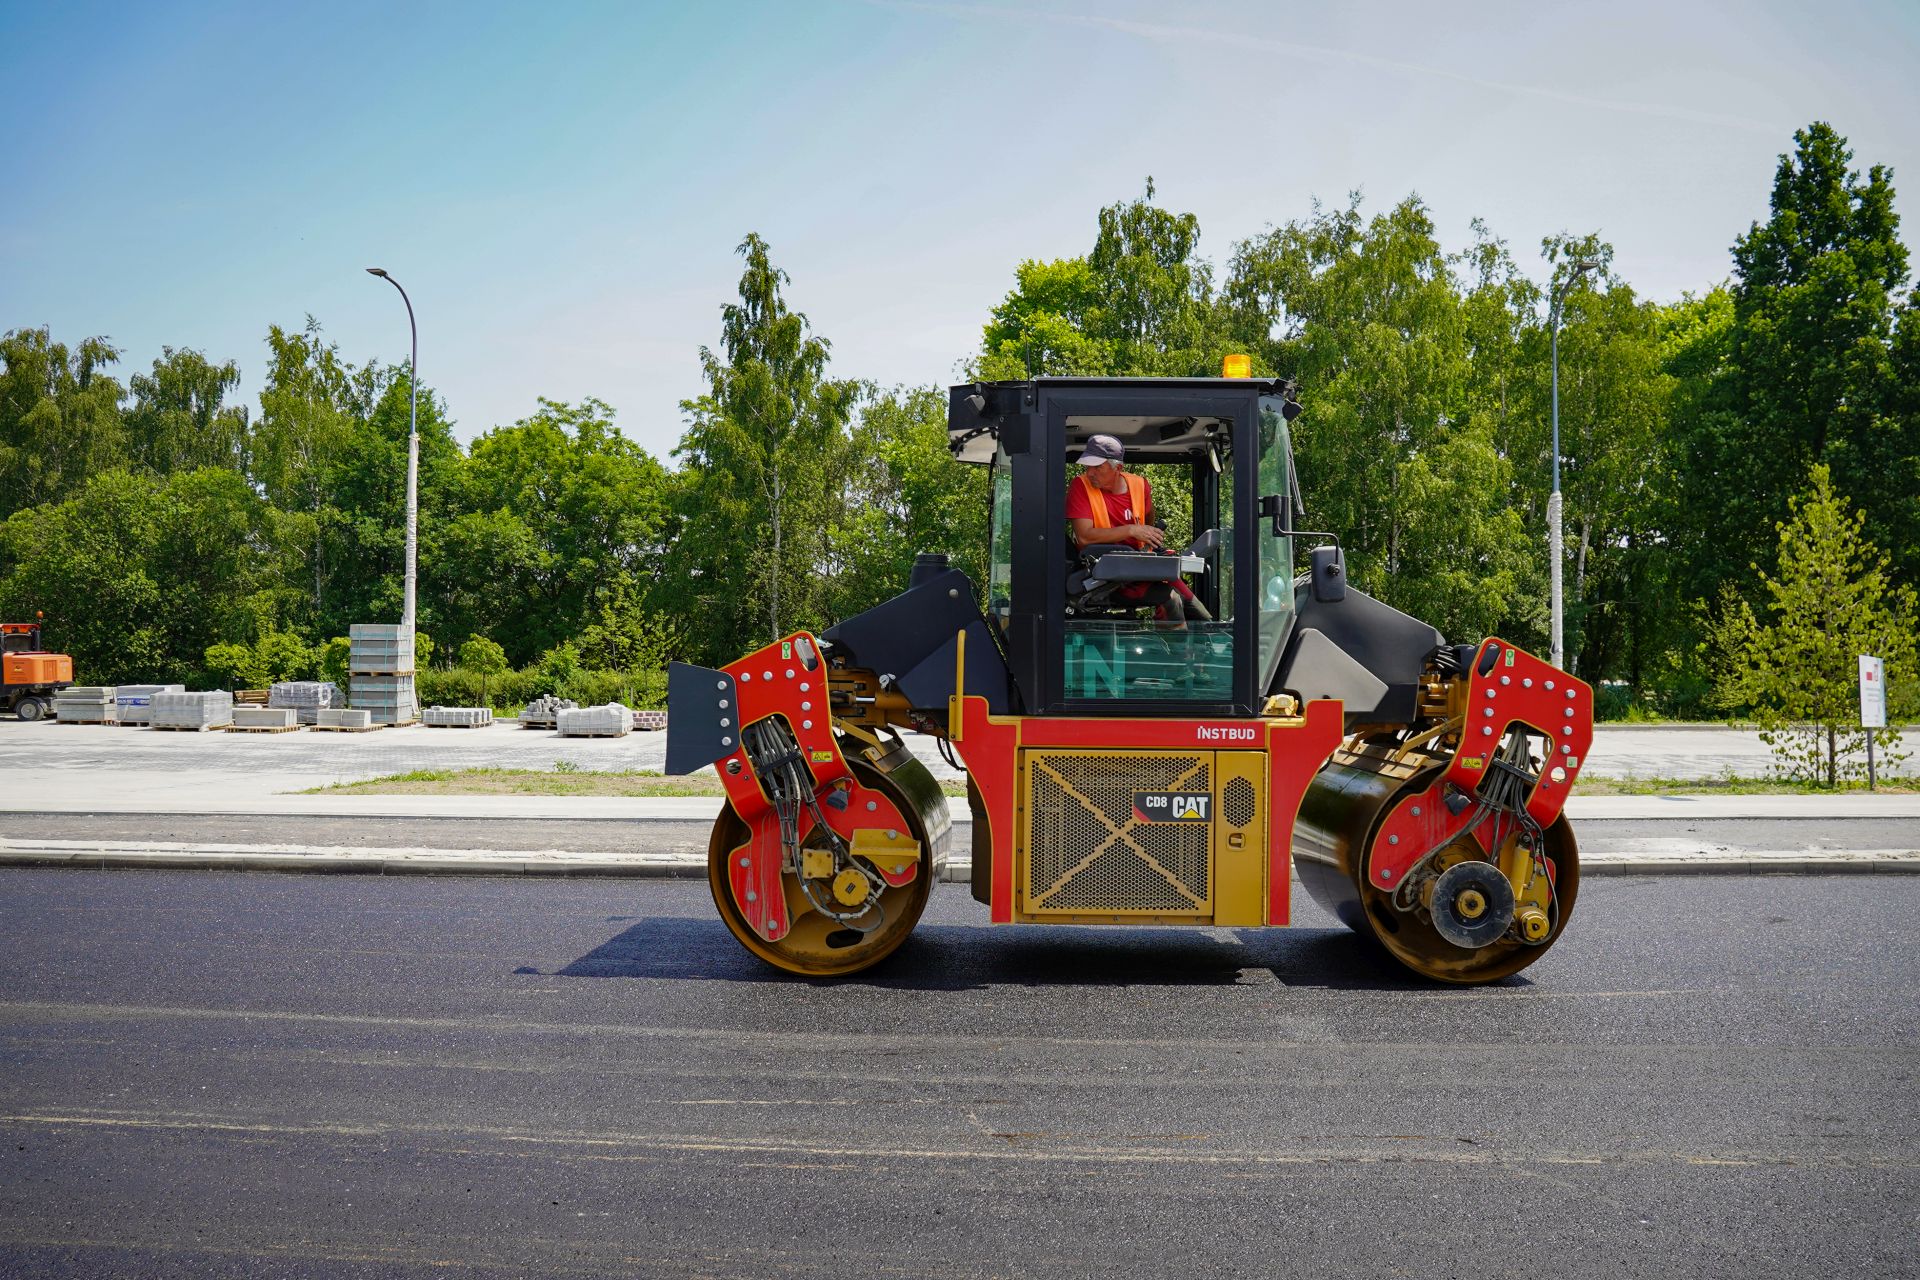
left=1132, top=792, right=1212, bottom=823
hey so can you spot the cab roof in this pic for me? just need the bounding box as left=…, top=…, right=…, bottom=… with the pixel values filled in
left=946, top=376, right=1291, bottom=464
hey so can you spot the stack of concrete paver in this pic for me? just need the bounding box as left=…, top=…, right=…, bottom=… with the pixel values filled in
left=633, top=709, right=668, bottom=731
left=349, top=624, right=416, bottom=726
left=557, top=703, right=632, bottom=738
left=149, top=690, right=234, bottom=731
left=313, top=708, right=376, bottom=732
left=114, top=684, right=184, bottom=726
left=422, top=706, right=492, bottom=728
left=269, top=681, right=344, bottom=725
left=517, top=694, right=578, bottom=729
left=54, top=687, right=117, bottom=724
left=231, top=706, right=299, bottom=732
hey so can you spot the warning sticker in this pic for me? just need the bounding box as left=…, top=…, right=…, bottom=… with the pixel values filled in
left=810, top=749, right=834, bottom=763
left=1133, top=792, right=1211, bottom=823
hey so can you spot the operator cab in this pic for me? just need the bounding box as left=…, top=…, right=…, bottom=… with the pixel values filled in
left=949, top=377, right=1301, bottom=717
left=1, top=623, right=44, bottom=654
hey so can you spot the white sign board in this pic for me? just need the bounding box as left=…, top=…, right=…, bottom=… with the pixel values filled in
left=1859, top=654, right=1886, bottom=729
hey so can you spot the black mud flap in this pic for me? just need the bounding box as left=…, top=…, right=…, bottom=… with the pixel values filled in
left=665, top=661, right=741, bottom=775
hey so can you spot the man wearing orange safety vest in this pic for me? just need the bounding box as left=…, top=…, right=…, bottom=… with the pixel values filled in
left=1065, top=434, right=1212, bottom=626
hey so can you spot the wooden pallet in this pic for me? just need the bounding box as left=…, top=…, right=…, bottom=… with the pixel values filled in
left=555, top=730, right=631, bottom=739
left=309, top=723, right=382, bottom=733
left=227, top=724, right=302, bottom=733
left=422, top=721, right=491, bottom=729
left=149, top=723, right=230, bottom=732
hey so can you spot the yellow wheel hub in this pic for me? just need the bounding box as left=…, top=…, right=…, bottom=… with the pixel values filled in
left=1455, top=887, right=1487, bottom=920
left=832, top=867, right=869, bottom=906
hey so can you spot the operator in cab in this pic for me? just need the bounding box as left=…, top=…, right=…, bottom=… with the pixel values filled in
left=1067, top=434, right=1212, bottom=625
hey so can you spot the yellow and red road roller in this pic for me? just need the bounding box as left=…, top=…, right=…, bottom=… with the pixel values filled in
left=668, top=373, right=1591, bottom=984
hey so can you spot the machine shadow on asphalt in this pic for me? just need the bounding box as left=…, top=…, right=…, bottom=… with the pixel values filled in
left=534, top=912, right=1516, bottom=993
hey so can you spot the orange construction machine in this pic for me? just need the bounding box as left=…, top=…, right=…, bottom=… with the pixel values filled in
left=667, top=372, right=1590, bottom=985
left=3, top=618, right=74, bottom=721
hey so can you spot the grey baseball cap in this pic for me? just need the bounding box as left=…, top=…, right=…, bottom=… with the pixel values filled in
left=1076, top=434, right=1124, bottom=466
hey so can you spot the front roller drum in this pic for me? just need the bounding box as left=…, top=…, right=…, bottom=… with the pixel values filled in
left=707, top=754, right=938, bottom=978
left=1295, top=758, right=1580, bottom=984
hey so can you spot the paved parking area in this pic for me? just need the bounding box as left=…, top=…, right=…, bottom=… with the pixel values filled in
left=2, top=717, right=1912, bottom=807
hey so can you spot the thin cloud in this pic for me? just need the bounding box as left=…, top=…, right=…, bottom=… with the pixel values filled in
left=880, top=0, right=1782, bottom=136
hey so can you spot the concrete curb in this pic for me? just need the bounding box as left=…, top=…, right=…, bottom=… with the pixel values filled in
left=2, top=846, right=1915, bottom=880
left=5, top=793, right=1920, bottom=822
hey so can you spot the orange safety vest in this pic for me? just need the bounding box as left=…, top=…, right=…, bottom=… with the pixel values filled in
left=1075, top=471, right=1149, bottom=542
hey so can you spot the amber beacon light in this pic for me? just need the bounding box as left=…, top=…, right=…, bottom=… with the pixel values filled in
left=1221, top=353, right=1251, bottom=378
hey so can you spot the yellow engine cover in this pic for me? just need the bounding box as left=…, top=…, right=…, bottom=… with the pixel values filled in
left=1015, top=748, right=1266, bottom=925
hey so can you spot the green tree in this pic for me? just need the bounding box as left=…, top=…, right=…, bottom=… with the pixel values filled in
left=202, top=629, right=312, bottom=689
left=0, top=467, right=277, bottom=684
left=668, top=234, right=858, bottom=662
left=1521, top=238, right=1674, bottom=678
left=980, top=181, right=1230, bottom=380
left=125, top=347, right=249, bottom=477
left=318, top=636, right=351, bottom=688
left=458, top=633, right=508, bottom=706
left=1707, top=465, right=1918, bottom=785
left=250, top=320, right=381, bottom=624
left=320, top=368, right=462, bottom=638
left=442, top=397, right=672, bottom=662
left=979, top=257, right=1112, bottom=378
left=1225, top=195, right=1537, bottom=643
left=1679, top=122, right=1915, bottom=599
left=1882, top=298, right=1920, bottom=575
left=827, top=385, right=990, bottom=620
left=0, top=327, right=127, bottom=514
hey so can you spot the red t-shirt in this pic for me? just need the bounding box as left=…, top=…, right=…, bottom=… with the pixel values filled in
left=1065, top=474, right=1150, bottom=533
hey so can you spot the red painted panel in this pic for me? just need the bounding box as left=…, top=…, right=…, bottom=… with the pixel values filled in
left=1266, top=699, right=1345, bottom=924
left=954, top=698, right=1020, bottom=923
left=1447, top=638, right=1593, bottom=827
left=711, top=635, right=837, bottom=941
left=1367, top=638, right=1590, bottom=893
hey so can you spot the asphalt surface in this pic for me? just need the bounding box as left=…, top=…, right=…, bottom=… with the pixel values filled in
left=3, top=811, right=1917, bottom=858
left=1, top=871, right=1916, bottom=1278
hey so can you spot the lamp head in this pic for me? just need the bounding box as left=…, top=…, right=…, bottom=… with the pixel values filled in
left=365, top=267, right=388, bottom=278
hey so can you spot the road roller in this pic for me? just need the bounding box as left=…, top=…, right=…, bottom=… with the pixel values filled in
left=666, top=370, right=1592, bottom=984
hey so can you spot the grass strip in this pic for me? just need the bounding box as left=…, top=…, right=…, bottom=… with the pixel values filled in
left=1571, top=773, right=1913, bottom=795
left=308, top=765, right=1911, bottom=800
left=305, top=766, right=973, bottom=798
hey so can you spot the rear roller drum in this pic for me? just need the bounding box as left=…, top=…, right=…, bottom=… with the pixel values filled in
left=1296, top=758, right=1580, bottom=985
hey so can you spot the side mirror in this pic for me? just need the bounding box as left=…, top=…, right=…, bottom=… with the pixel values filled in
left=1309, top=544, right=1346, bottom=603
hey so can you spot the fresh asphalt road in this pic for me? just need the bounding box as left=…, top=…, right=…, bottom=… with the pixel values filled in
left=1, top=871, right=1915, bottom=1278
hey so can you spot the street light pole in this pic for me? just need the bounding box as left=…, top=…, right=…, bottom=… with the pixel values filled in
left=365, top=268, right=419, bottom=634
left=1548, top=258, right=1598, bottom=673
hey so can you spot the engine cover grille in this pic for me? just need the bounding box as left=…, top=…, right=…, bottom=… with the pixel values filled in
left=1022, top=749, right=1212, bottom=916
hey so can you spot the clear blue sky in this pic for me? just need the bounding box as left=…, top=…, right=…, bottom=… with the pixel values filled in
left=4, top=0, right=1916, bottom=457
